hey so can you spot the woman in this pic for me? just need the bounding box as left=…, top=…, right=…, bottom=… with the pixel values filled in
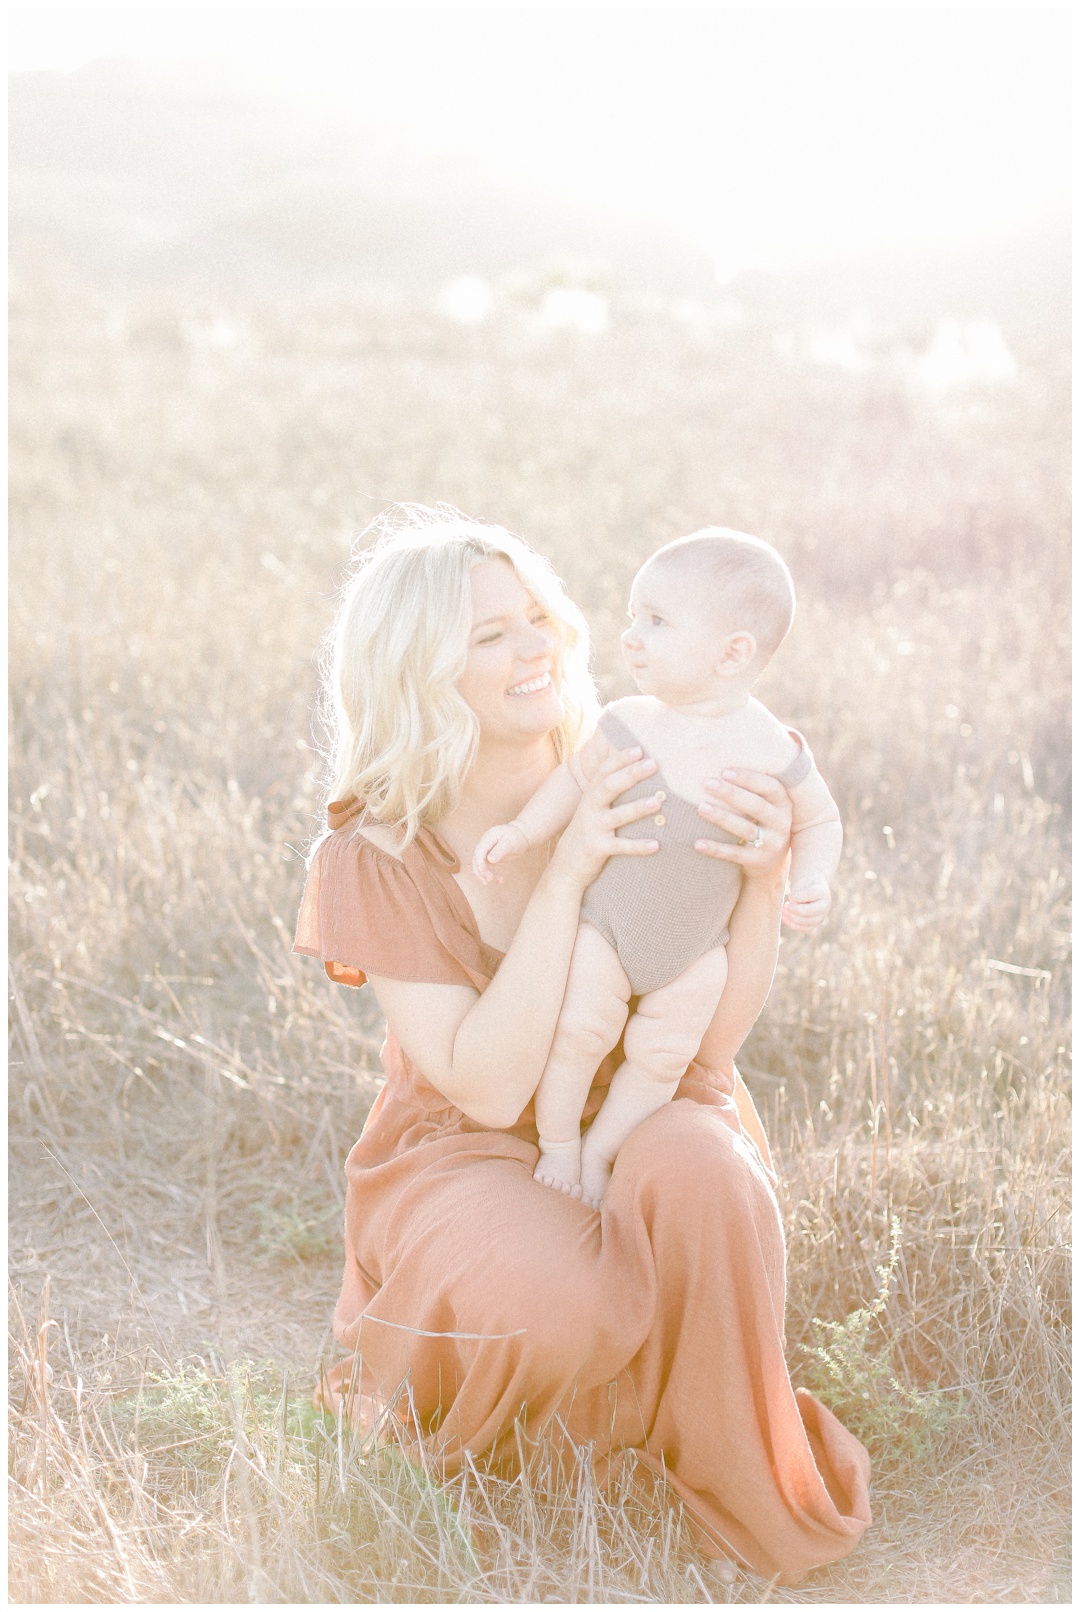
left=294, top=508, right=871, bottom=1584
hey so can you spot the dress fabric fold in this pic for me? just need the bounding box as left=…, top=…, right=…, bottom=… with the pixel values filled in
left=294, top=799, right=871, bottom=1584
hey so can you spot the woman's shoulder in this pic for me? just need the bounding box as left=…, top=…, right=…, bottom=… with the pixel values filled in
left=294, top=801, right=491, bottom=991
left=302, top=804, right=441, bottom=916
left=348, top=816, right=408, bottom=860
left=322, top=796, right=400, bottom=853
left=319, top=798, right=437, bottom=867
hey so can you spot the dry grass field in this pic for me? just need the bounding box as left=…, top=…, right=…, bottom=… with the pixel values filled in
left=9, top=259, right=1070, bottom=1602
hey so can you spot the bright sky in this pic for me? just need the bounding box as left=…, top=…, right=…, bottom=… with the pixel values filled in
left=9, top=6, right=1072, bottom=277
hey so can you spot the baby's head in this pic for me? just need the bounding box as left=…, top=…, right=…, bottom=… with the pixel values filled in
left=624, top=528, right=795, bottom=702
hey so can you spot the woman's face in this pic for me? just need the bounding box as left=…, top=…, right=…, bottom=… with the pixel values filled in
left=458, top=558, right=564, bottom=745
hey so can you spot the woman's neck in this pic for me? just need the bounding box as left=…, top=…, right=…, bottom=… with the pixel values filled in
left=442, top=734, right=557, bottom=842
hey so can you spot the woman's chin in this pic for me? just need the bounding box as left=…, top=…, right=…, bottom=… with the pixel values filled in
left=504, top=690, right=565, bottom=736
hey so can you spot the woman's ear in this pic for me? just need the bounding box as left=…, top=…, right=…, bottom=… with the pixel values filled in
left=716, top=630, right=758, bottom=674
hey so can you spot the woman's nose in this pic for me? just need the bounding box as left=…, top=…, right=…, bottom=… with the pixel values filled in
left=521, top=623, right=552, bottom=658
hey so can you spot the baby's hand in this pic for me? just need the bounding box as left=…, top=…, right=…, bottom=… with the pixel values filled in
left=782, top=875, right=832, bottom=931
left=472, top=821, right=530, bottom=884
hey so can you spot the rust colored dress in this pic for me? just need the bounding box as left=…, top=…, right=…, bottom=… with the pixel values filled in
left=294, top=800, right=871, bottom=1584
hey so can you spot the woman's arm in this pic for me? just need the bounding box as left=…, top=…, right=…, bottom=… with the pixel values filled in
left=690, top=768, right=793, bottom=1068
left=369, top=746, right=662, bottom=1130
left=696, top=863, right=786, bottom=1066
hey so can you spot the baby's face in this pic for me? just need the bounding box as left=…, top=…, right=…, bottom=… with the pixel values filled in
left=621, top=559, right=729, bottom=702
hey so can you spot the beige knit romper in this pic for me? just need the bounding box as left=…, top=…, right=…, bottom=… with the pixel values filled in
left=580, top=708, right=812, bottom=995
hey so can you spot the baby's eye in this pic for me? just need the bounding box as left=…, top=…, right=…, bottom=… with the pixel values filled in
left=651, top=614, right=665, bottom=627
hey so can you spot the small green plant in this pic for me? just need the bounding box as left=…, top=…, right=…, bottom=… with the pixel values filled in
left=253, top=1189, right=340, bottom=1264
left=799, top=1217, right=965, bottom=1467
left=110, top=1361, right=294, bottom=1470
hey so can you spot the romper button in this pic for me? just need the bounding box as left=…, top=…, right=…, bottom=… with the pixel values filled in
left=655, top=790, right=667, bottom=802
left=654, top=813, right=666, bottom=826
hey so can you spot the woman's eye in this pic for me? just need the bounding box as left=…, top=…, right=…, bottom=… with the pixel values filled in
left=475, top=632, right=502, bottom=646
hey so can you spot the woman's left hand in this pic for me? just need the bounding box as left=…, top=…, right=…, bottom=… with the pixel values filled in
left=693, top=769, right=792, bottom=881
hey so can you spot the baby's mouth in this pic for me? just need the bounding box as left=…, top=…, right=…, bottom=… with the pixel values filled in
left=507, top=672, right=552, bottom=696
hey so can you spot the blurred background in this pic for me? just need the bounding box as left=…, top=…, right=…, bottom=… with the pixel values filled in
left=9, top=8, right=1072, bottom=1603
left=10, top=9, right=1071, bottom=323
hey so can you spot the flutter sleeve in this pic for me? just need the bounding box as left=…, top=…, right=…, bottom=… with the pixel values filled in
left=293, top=825, right=477, bottom=990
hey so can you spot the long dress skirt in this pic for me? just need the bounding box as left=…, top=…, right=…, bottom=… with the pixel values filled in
left=296, top=811, right=872, bottom=1585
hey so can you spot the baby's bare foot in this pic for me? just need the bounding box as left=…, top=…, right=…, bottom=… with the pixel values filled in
left=534, top=1138, right=581, bottom=1197
left=578, top=1143, right=613, bottom=1210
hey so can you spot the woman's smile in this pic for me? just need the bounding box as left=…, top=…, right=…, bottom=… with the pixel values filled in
left=458, top=558, right=564, bottom=740
left=507, top=672, right=553, bottom=696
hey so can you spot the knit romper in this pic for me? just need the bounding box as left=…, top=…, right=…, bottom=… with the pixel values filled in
left=579, top=708, right=812, bottom=995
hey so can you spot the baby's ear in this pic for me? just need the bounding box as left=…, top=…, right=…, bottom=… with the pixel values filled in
left=717, top=630, right=757, bottom=672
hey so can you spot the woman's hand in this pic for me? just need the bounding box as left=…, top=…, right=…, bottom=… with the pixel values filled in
left=376, top=745, right=661, bottom=1130
left=548, top=745, right=661, bottom=894
left=693, top=769, right=793, bottom=883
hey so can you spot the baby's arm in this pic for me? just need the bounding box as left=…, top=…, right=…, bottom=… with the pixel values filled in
left=472, top=730, right=607, bottom=883
left=784, top=767, right=843, bottom=931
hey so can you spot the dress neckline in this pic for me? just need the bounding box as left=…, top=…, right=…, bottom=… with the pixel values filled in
left=326, top=797, right=505, bottom=970
left=327, top=797, right=459, bottom=868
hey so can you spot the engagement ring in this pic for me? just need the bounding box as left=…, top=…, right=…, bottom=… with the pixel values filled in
left=752, top=827, right=765, bottom=849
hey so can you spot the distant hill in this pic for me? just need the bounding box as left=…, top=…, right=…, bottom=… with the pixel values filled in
left=10, top=60, right=1069, bottom=346
left=8, top=61, right=717, bottom=298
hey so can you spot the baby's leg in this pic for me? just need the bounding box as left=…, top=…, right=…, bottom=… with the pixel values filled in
left=534, top=923, right=631, bottom=1196
left=579, top=943, right=729, bottom=1207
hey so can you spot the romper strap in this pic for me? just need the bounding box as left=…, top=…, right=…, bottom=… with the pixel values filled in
left=597, top=706, right=644, bottom=751
left=776, top=728, right=813, bottom=790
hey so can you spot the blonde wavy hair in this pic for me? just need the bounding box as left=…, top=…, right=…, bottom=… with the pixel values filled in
left=320, top=505, right=598, bottom=846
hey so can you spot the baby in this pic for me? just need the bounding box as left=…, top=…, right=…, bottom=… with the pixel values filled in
left=472, top=528, right=842, bottom=1207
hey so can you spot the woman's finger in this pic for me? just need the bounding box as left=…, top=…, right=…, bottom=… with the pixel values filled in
left=606, top=792, right=663, bottom=830
left=598, top=742, right=644, bottom=776
left=702, top=779, right=789, bottom=830
left=711, top=767, right=789, bottom=804
left=693, top=837, right=758, bottom=865
left=696, top=801, right=771, bottom=843
left=606, top=835, right=660, bottom=856
left=694, top=824, right=791, bottom=878
left=596, top=752, right=658, bottom=803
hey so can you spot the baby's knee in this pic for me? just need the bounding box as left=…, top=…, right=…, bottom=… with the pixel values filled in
left=623, top=1007, right=703, bottom=1082
left=551, top=995, right=627, bottom=1065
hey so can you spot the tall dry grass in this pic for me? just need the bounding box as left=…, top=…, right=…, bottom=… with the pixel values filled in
left=9, top=261, right=1070, bottom=1601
